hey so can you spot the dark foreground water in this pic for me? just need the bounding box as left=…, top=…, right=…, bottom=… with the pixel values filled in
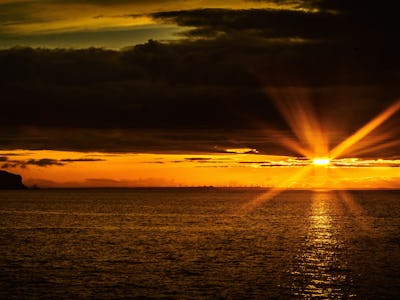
left=0, top=189, right=399, bottom=299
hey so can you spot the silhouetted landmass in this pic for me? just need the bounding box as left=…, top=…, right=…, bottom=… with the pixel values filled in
left=0, top=170, right=26, bottom=189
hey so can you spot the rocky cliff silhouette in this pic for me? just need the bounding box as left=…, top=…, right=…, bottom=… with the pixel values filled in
left=0, top=170, right=26, bottom=189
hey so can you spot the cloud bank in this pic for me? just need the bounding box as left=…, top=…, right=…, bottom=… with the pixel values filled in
left=0, top=0, right=399, bottom=159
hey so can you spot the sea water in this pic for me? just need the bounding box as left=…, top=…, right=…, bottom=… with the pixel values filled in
left=0, top=189, right=399, bottom=299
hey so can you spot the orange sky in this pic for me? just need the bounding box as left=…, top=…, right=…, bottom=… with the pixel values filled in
left=1, top=149, right=399, bottom=188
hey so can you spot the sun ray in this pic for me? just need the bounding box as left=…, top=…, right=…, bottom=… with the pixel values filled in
left=328, top=166, right=373, bottom=233
left=262, top=129, right=314, bottom=158
left=329, top=99, right=400, bottom=159
left=266, top=88, right=329, bottom=157
left=337, top=127, right=399, bottom=157
left=255, top=88, right=399, bottom=193
left=240, top=165, right=313, bottom=213
left=346, top=139, right=400, bottom=158
left=336, top=189, right=372, bottom=232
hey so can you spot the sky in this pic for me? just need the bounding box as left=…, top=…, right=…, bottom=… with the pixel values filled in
left=0, top=0, right=399, bottom=188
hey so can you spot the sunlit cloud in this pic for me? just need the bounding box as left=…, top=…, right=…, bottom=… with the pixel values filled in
left=225, top=148, right=259, bottom=154
left=0, top=0, right=303, bottom=35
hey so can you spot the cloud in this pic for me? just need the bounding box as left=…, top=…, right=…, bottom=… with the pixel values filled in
left=0, top=0, right=300, bottom=46
left=184, top=157, right=212, bottom=161
left=0, top=26, right=181, bottom=49
left=152, top=8, right=336, bottom=40
left=151, top=4, right=397, bottom=43
left=0, top=42, right=399, bottom=157
left=1, top=0, right=397, bottom=48
left=1, top=157, right=104, bottom=169
left=25, top=159, right=64, bottom=167
left=60, top=158, right=105, bottom=162
left=0, top=2, right=399, bottom=159
left=0, top=127, right=292, bottom=155
left=332, top=158, right=400, bottom=168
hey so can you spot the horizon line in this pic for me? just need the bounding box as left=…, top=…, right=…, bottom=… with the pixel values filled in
left=10, top=186, right=400, bottom=191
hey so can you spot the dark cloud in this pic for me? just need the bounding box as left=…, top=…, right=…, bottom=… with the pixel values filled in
left=1, top=157, right=104, bottom=169
left=152, top=8, right=337, bottom=39
left=149, top=3, right=399, bottom=81
left=1, top=1, right=399, bottom=158
left=0, top=42, right=399, bottom=157
left=60, top=158, right=105, bottom=162
left=308, top=0, right=394, bottom=15
left=0, top=127, right=289, bottom=155
left=152, top=4, right=397, bottom=43
left=25, top=159, right=64, bottom=167
left=0, top=152, right=28, bottom=156
left=1, top=158, right=62, bottom=169
left=184, top=157, right=212, bottom=161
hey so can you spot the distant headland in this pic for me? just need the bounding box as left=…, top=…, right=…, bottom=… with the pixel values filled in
left=0, top=170, right=27, bottom=189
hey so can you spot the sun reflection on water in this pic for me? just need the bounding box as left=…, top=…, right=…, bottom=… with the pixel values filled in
left=289, top=192, right=354, bottom=298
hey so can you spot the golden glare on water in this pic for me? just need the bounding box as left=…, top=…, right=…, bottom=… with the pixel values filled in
left=312, top=158, right=330, bottom=166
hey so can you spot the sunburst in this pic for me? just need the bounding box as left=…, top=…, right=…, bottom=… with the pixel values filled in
left=241, top=97, right=400, bottom=212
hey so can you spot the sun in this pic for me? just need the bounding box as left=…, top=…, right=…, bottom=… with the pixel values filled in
left=312, top=158, right=330, bottom=166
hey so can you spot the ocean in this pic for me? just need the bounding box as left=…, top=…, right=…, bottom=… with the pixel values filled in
left=0, top=188, right=399, bottom=299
